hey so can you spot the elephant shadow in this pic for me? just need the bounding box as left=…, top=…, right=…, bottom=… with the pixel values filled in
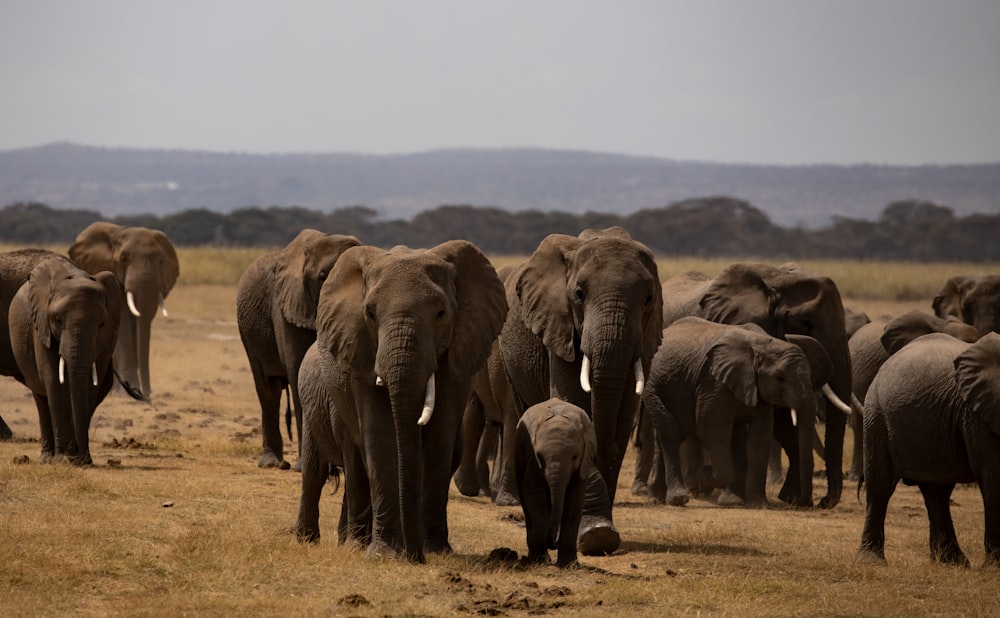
left=619, top=539, right=772, bottom=557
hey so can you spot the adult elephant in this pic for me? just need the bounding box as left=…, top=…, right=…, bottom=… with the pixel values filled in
left=856, top=332, right=1000, bottom=566
left=69, top=222, right=179, bottom=398
left=236, top=229, right=361, bottom=469
left=500, top=227, right=662, bottom=556
left=933, top=273, right=1000, bottom=335
left=643, top=317, right=830, bottom=507
left=847, top=310, right=980, bottom=480
left=8, top=256, right=123, bottom=464
left=294, top=241, right=507, bottom=563
left=650, top=262, right=856, bottom=508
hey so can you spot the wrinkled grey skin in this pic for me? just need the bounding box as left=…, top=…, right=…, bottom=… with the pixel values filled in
left=643, top=262, right=852, bottom=509
left=500, top=227, right=662, bottom=556
left=69, top=222, right=179, bottom=398
left=294, top=241, right=507, bottom=563
left=0, top=248, right=65, bottom=441
left=643, top=318, right=828, bottom=508
left=857, top=333, right=1000, bottom=567
left=515, top=398, right=597, bottom=567
left=236, top=229, right=361, bottom=469
left=933, top=273, right=1000, bottom=336
left=8, top=256, right=122, bottom=464
left=847, top=310, right=980, bottom=480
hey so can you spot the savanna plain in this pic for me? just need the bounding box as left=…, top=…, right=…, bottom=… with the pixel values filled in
left=1, top=247, right=998, bottom=616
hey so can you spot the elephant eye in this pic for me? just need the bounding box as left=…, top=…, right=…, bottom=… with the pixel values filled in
left=574, top=287, right=585, bottom=303
left=436, top=308, right=445, bottom=319
left=318, top=270, right=328, bottom=282
left=365, top=308, right=375, bottom=322
left=645, top=292, right=654, bottom=306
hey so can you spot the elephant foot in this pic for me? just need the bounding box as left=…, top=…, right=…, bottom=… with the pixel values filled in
left=492, top=490, right=520, bottom=507
left=846, top=467, right=861, bottom=482
left=664, top=487, right=690, bottom=507
left=424, top=537, right=453, bottom=555
left=38, top=451, right=54, bottom=464
left=0, top=417, right=12, bottom=441
left=933, top=544, right=970, bottom=567
left=631, top=479, right=651, bottom=497
left=716, top=489, right=745, bottom=507
left=854, top=548, right=886, bottom=564
left=295, top=522, right=320, bottom=543
left=577, top=515, right=620, bottom=556
left=258, top=451, right=290, bottom=470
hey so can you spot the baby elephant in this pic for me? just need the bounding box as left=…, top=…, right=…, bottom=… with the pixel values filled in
left=514, top=398, right=597, bottom=567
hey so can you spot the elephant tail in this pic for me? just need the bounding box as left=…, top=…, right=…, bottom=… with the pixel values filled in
left=285, top=385, right=294, bottom=444
left=856, top=473, right=864, bottom=503
left=328, top=463, right=341, bottom=493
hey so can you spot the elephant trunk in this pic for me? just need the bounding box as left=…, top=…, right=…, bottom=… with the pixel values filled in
left=124, top=273, right=159, bottom=397
left=61, top=337, right=96, bottom=465
left=821, top=338, right=851, bottom=509
left=792, top=389, right=819, bottom=507
left=546, top=465, right=569, bottom=550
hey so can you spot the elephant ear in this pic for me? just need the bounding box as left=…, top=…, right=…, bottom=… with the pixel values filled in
left=152, top=229, right=180, bottom=296
left=579, top=407, right=599, bottom=478
left=954, top=332, right=1000, bottom=436
left=881, top=310, right=935, bottom=355
left=431, top=240, right=508, bottom=377
left=707, top=330, right=758, bottom=408
left=26, top=259, right=63, bottom=349
left=932, top=276, right=965, bottom=320
left=786, top=334, right=832, bottom=390
left=69, top=222, right=121, bottom=275
left=514, top=234, right=580, bottom=362
left=275, top=229, right=325, bottom=329
left=316, top=245, right=385, bottom=389
left=639, top=244, right=664, bottom=366
left=700, top=264, right=777, bottom=331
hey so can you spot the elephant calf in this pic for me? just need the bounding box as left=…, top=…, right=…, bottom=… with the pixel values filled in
left=514, top=398, right=597, bottom=567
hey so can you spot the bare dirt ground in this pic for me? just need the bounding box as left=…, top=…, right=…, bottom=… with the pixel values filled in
left=0, top=286, right=997, bottom=616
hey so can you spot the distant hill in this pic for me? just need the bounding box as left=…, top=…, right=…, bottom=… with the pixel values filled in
left=2, top=142, right=998, bottom=228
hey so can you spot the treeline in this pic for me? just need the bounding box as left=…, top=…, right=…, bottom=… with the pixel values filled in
left=2, top=197, right=998, bottom=262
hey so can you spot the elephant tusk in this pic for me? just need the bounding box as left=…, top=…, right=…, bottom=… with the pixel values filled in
left=821, top=383, right=852, bottom=415
left=91, top=363, right=99, bottom=386
left=790, top=408, right=798, bottom=427
left=375, top=374, right=384, bottom=387
left=580, top=355, right=592, bottom=393
left=851, top=393, right=865, bottom=417
left=126, top=291, right=141, bottom=317
left=59, top=356, right=66, bottom=385
left=417, top=374, right=435, bottom=425
left=158, top=294, right=168, bottom=318
left=634, top=359, right=645, bottom=396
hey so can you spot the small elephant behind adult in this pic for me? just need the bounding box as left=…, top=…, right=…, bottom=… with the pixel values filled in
left=857, top=332, right=1000, bottom=567
left=236, top=229, right=361, bottom=469
left=515, top=398, right=597, bottom=567
left=8, top=256, right=123, bottom=464
left=847, top=310, right=980, bottom=480
left=69, top=222, right=179, bottom=398
left=933, top=273, right=1000, bottom=335
left=643, top=317, right=829, bottom=508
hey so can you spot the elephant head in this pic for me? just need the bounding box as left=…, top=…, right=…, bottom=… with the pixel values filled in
left=511, top=227, right=662, bottom=504
left=881, top=309, right=981, bottom=356
left=316, top=241, right=507, bottom=561
left=708, top=327, right=828, bottom=505
left=20, top=257, right=122, bottom=463
left=69, top=222, right=179, bottom=397
left=954, top=332, right=1000, bottom=436
left=933, top=274, right=1000, bottom=336
left=696, top=262, right=852, bottom=507
left=274, top=229, right=361, bottom=330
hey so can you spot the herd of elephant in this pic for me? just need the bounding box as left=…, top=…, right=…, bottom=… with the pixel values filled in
left=1, top=224, right=997, bottom=568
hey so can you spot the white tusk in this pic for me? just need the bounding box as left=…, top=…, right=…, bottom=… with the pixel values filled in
left=790, top=408, right=798, bottom=427
left=417, top=374, right=435, bottom=425
left=634, top=359, right=645, bottom=395
left=91, top=363, right=99, bottom=386
left=158, top=294, right=168, bottom=318
left=126, top=291, right=141, bottom=317
left=821, top=383, right=852, bottom=415
left=375, top=374, right=384, bottom=386
left=59, top=356, right=66, bottom=385
left=580, top=355, right=592, bottom=393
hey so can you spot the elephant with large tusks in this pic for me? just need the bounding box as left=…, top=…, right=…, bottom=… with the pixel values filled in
left=857, top=332, right=1000, bottom=567
left=499, top=227, right=663, bottom=556
left=294, top=241, right=507, bottom=563
left=69, top=222, right=179, bottom=398
left=236, top=229, right=361, bottom=469
left=7, top=255, right=124, bottom=464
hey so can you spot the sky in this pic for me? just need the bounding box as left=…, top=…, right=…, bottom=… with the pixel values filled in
left=1, top=1, right=998, bottom=165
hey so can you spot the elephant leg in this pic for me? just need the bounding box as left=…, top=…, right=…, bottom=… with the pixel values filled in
left=648, top=397, right=689, bottom=507
left=744, top=415, right=773, bottom=508
left=848, top=407, right=864, bottom=482
left=983, top=479, right=1000, bottom=566
left=767, top=438, right=784, bottom=485
left=288, top=373, right=305, bottom=471
left=33, top=394, right=55, bottom=462
left=518, top=461, right=552, bottom=564
left=479, top=422, right=499, bottom=499
left=493, top=403, right=521, bottom=507
left=647, top=442, right=668, bottom=503
left=919, top=482, right=969, bottom=566
left=294, top=430, right=327, bottom=543
left=702, top=424, right=737, bottom=506
left=0, top=414, right=12, bottom=441
left=577, top=467, right=619, bottom=556
left=631, top=408, right=654, bottom=496
left=774, top=408, right=803, bottom=504
left=421, top=390, right=468, bottom=555
left=250, top=363, right=288, bottom=469
left=114, top=313, right=140, bottom=391
left=341, top=440, right=372, bottom=549
left=856, top=410, right=894, bottom=563
left=455, top=395, right=486, bottom=497
left=556, top=474, right=585, bottom=568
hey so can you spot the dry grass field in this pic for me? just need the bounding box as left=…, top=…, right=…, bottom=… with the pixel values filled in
left=1, top=248, right=998, bottom=616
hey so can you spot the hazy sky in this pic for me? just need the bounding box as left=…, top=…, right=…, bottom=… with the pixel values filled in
left=1, top=1, right=998, bottom=165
